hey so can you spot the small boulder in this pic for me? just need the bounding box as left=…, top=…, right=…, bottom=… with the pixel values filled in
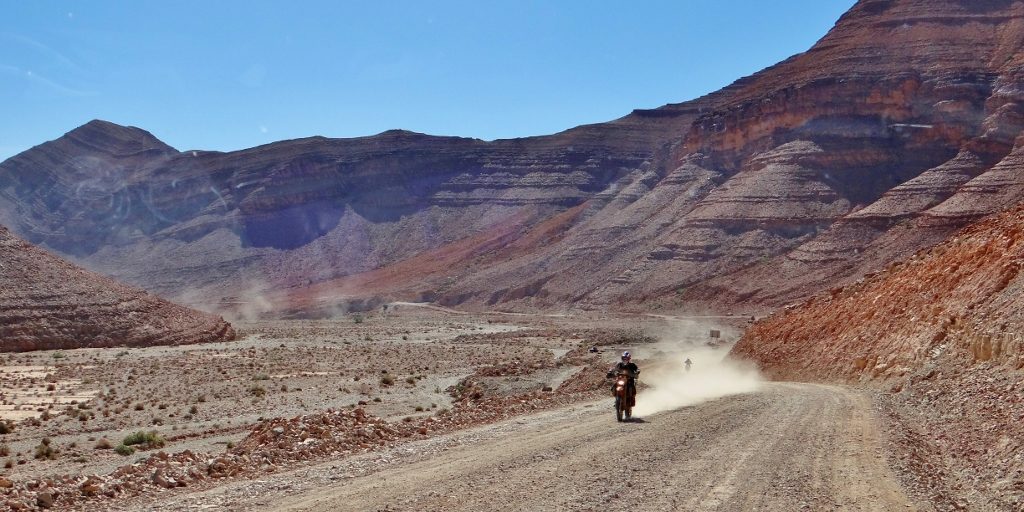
left=151, top=469, right=177, bottom=489
left=36, top=491, right=55, bottom=509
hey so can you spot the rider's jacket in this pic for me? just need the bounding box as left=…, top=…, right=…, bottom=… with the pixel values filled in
left=608, top=361, right=640, bottom=379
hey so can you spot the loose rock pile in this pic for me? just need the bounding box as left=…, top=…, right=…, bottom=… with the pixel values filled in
left=883, top=364, right=1024, bottom=510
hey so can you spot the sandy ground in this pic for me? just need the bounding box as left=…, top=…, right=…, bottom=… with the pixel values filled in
left=0, top=309, right=716, bottom=486
left=18, top=310, right=926, bottom=512
left=114, top=381, right=913, bottom=512
left=0, top=309, right=551, bottom=480
left=0, top=365, right=98, bottom=421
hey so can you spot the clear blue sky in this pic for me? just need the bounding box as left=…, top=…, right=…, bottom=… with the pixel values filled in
left=1, top=1, right=855, bottom=161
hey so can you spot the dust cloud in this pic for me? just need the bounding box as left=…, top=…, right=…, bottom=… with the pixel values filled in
left=631, top=319, right=762, bottom=417
left=230, top=282, right=275, bottom=322
left=174, top=279, right=276, bottom=322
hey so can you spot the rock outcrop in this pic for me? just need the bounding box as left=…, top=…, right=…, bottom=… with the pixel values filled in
left=3, top=0, right=1024, bottom=316
left=0, top=224, right=236, bottom=351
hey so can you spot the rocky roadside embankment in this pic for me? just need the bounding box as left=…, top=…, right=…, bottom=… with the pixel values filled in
left=732, top=203, right=1024, bottom=510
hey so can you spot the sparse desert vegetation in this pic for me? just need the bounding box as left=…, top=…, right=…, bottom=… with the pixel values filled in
left=0, top=307, right=670, bottom=509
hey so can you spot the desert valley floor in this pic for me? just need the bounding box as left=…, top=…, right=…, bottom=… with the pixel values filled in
left=0, top=306, right=960, bottom=511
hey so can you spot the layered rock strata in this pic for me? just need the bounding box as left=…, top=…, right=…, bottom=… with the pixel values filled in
left=0, top=225, right=236, bottom=351
left=422, top=0, right=1024, bottom=311
left=0, top=116, right=687, bottom=312
left=3, top=1, right=1024, bottom=315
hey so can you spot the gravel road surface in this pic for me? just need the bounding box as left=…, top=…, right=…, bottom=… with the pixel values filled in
left=125, top=382, right=914, bottom=512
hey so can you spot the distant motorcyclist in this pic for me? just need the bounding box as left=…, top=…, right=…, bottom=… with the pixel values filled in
left=684, top=358, right=692, bottom=372
left=607, top=351, right=640, bottom=402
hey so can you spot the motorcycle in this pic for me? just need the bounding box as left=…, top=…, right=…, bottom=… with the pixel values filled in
left=611, top=371, right=636, bottom=422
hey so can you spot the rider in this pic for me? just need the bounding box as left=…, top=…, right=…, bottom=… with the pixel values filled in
left=684, top=358, right=692, bottom=372
left=606, top=351, right=640, bottom=404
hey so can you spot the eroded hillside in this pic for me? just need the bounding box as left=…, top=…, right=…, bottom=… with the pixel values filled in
left=0, top=225, right=236, bottom=351
left=733, top=203, right=1024, bottom=509
left=3, top=0, right=1024, bottom=318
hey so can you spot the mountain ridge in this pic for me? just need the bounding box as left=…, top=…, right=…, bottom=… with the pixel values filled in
left=3, top=0, right=1024, bottom=317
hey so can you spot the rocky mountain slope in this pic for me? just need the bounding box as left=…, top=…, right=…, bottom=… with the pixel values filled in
left=0, top=224, right=236, bottom=351
left=454, top=0, right=1024, bottom=312
left=0, top=116, right=686, bottom=315
left=732, top=203, right=1024, bottom=509
left=732, top=202, right=1024, bottom=383
left=3, top=0, right=1024, bottom=317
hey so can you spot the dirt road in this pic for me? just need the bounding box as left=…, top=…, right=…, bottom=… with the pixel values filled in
left=128, top=382, right=915, bottom=512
